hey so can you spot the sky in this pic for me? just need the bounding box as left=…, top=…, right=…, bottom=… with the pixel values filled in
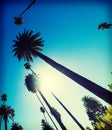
left=0, top=0, right=112, bottom=130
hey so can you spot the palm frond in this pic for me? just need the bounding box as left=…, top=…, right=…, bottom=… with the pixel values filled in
left=12, top=29, right=44, bottom=62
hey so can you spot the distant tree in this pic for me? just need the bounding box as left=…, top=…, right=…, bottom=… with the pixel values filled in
left=82, top=96, right=106, bottom=114
left=41, top=119, right=55, bottom=130
left=11, top=123, right=23, bottom=130
left=40, top=107, right=47, bottom=123
left=0, top=105, right=15, bottom=130
left=0, top=94, right=15, bottom=130
left=82, top=96, right=112, bottom=130
left=98, top=22, right=112, bottom=30
left=14, top=0, right=37, bottom=25
left=24, top=63, right=36, bottom=74
left=1, top=94, right=7, bottom=104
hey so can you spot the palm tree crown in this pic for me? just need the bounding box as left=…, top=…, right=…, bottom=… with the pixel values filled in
left=24, top=62, right=36, bottom=74
left=0, top=105, right=15, bottom=120
left=1, top=94, right=7, bottom=103
left=82, top=96, right=107, bottom=113
left=41, top=119, right=55, bottom=130
left=14, top=16, right=23, bottom=26
left=25, top=73, right=38, bottom=93
left=12, top=29, right=44, bottom=62
left=98, top=22, right=112, bottom=30
left=40, top=107, right=45, bottom=113
left=11, top=123, right=23, bottom=130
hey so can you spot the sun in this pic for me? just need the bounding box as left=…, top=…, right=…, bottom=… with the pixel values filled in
left=34, top=63, right=62, bottom=92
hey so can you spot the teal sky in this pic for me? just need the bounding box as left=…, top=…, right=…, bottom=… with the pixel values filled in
left=1, top=0, right=112, bottom=130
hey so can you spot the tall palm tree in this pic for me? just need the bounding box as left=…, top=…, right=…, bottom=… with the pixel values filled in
left=11, top=122, right=23, bottom=130
left=12, top=29, right=112, bottom=105
left=25, top=73, right=67, bottom=130
left=0, top=105, right=15, bottom=130
left=14, top=0, right=37, bottom=25
left=51, top=92, right=85, bottom=130
left=24, top=73, right=58, bottom=130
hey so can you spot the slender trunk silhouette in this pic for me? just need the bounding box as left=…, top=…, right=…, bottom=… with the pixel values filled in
left=35, top=51, right=112, bottom=105
left=43, top=113, right=47, bottom=123
left=51, top=92, right=85, bottom=130
left=38, top=90, right=67, bottom=130
left=19, top=0, right=37, bottom=17
left=0, top=118, right=1, bottom=130
left=4, top=119, right=7, bottom=130
left=35, top=93, right=58, bottom=130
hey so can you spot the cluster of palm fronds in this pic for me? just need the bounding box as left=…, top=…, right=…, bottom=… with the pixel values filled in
left=0, top=94, right=23, bottom=130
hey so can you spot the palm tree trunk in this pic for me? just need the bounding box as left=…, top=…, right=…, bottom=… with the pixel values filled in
left=51, top=92, right=85, bottom=130
left=0, top=117, right=2, bottom=130
left=19, top=0, right=37, bottom=17
left=4, top=119, right=7, bottom=130
left=35, top=93, right=58, bottom=130
left=38, top=90, right=67, bottom=130
left=36, top=51, right=112, bottom=105
left=43, top=113, right=47, bottom=123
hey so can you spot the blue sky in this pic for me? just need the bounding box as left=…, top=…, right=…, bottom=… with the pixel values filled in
left=1, top=0, right=112, bottom=130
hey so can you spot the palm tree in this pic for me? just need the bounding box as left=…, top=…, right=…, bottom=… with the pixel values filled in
left=12, top=29, right=112, bottom=105
left=41, top=119, right=55, bottom=130
left=40, top=107, right=47, bottom=123
left=51, top=92, right=85, bottom=130
left=0, top=94, right=7, bottom=130
left=24, top=73, right=58, bottom=130
left=98, top=22, right=112, bottom=30
left=82, top=96, right=108, bottom=130
left=24, top=63, right=36, bottom=74
left=14, top=0, right=37, bottom=25
left=82, top=96, right=107, bottom=114
left=1, top=94, right=7, bottom=103
left=0, top=105, right=15, bottom=130
left=25, top=73, right=67, bottom=130
left=11, top=122, right=23, bottom=130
